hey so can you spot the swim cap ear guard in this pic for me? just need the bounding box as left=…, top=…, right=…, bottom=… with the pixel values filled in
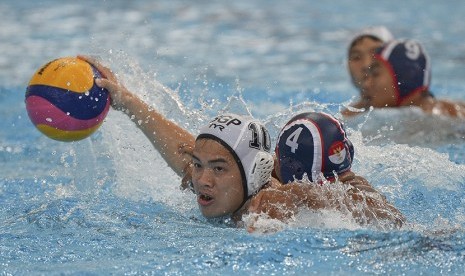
left=276, top=112, right=354, bottom=184
left=197, top=113, right=274, bottom=201
left=375, top=39, right=432, bottom=106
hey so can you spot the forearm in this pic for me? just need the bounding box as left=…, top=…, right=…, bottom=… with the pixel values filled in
left=293, top=183, right=405, bottom=228
left=78, top=55, right=196, bottom=177
left=346, top=188, right=405, bottom=228
left=117, top=89, right=195, bottom=176
left=248, top=182, right=328, bottom=221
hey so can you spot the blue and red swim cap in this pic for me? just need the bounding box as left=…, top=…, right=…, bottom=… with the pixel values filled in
left=275, top=112, right=354, bottom=184
left=374, top=39, right=432, bottom=106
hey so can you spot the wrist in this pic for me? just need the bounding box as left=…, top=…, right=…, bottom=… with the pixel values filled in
left=111, top=87, right=132, bottom=110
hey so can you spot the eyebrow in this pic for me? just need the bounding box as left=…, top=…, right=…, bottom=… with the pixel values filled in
left=351, top=42, right=381, bottom=52
left=192, top=154, right=229, bottom=165
left=349, top=49, right=361, bottom=55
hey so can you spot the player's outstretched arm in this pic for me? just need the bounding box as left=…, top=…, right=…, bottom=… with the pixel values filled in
left=78, top=55, right=195, bottom=177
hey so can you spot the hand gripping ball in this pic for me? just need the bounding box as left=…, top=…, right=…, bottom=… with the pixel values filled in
left=25, top=57, right=110, bottom=141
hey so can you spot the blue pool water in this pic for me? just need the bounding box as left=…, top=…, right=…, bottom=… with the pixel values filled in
left=2, top=0, right=465, bottom=274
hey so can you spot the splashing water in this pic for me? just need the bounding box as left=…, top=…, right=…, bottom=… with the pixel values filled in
left=2, top=0, right=465, bottom=274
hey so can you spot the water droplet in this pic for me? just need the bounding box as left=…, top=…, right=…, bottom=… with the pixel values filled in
left=46, top=117, right=53, bottom=122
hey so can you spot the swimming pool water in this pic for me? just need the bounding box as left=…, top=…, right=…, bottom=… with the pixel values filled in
left=2, top=0, right=465, bottom=274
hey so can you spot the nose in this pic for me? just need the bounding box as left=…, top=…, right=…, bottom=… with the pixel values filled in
left=361, top=54, right=372, bottom=69
left=361, top=69, right=372, bottom=92
left=193, top=167, right=214, bottom=188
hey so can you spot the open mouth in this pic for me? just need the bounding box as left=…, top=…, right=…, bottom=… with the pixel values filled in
left=198, top=193, right=214, bottom=206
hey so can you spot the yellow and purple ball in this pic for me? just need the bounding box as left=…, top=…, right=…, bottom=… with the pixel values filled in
left=25, top=57, right=110, bottom=141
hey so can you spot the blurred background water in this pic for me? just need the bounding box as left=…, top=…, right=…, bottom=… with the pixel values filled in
left=2, top=0, right=465, bottom=274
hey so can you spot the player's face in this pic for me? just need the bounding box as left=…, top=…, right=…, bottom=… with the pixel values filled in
left=361, top=58, right=398, bottom=108
left=191, top=139, right=244, bottom=218
left=348, top=37, right=384, bottom=89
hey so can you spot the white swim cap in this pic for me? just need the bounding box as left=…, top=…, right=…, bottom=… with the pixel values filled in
left=197, top=113, right=274, bottom=199
left=349, top=26, right=394, bottom=49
